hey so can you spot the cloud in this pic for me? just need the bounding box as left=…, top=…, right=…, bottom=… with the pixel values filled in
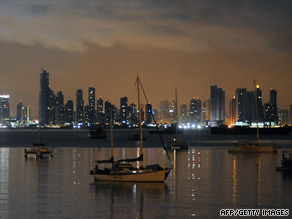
left=0, top=0, right=291, bottom=54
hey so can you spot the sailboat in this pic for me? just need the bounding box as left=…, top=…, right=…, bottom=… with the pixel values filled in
left=24, top=128, right=54, bottom=158
left=166, top=88, right=189, bottom=150
left=90, top=76, right=171, bottom=182
left=228, top=81, right=277, bottom=153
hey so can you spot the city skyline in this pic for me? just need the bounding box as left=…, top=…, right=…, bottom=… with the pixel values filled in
left=0, top=1, right=291, bottom=115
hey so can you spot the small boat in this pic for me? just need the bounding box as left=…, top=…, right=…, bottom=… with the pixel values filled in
left=166, top=138, right=189, bottom=150
left=88, top=127, right=107, bottom=139
left=228, top=80, right=277, bottom=153
left=90, top=76, right=171, bottom=182
left=128, top=133, right=147, bottom=141
left=276, top=150, right=292, bottom=171
left=24, top=143, right=54, bottom=159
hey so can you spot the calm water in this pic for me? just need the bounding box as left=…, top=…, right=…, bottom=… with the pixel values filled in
left=0, top=130, right=292, bottom=218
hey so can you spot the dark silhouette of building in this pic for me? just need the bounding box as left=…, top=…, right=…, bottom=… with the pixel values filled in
left=253, top=84, right=265, bottom=123
left=269, top=89, right=278, bottom=125
left=39, top=69, right=50, bottom=125
left=76, top=89, right=84, bottom=123
left=56, top=91, right=64, bottom=125
left=210, top=85, right=225, bottom=127
left=120, top=96, right=128, bottom=124
left=180, top=104, right=187, bottom=124
left=88, top=86, right=96, bottom=124
left=128, top=103, right=137, bottom=126
left=202, top=98, right=210, bottom=126
left=97, top=97, right=104, bottom=124
left=48, top=88, right=57, bottom=125
left=235, top=88, right=252, bottom=124
left=0, top=95, right=10, bottom=121
left=65, top=100, right=74, bottom=124
left=17, top=100, right=23, bottom=122
left=189, top=97, right=201, bottom=124
left=145, top=103, right=152, bottom=125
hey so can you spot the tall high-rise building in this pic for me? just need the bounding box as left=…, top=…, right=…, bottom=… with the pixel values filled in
left=56, top=91, right=64, bottom=125
left=21, top=106, right=31, bottom=123
left=229, top=96, right=236, bottom=126
left=180, top=104, right=188, bottom=124
left=188, top=97, right=201, bottom=124
left=235, top=88, right=252, bottom=124
left=48, top=88, right=57, bottom=125
left=253, top=84, right=265, bottom=123
left=158, top=100, right=170, bottom=123
left=269, top=89, right=278, bottom=125
left=39, top=69, right=50, bottom=125
left=64, top=100, right=74, bottom=124
left=76, top=89, right=84, bottom=123
left=202, top=98, right=211, bottom=126
left=145, top=103, right=152, bottom=125
left=17, top=100, right=24, bottom=122
left=97, top=97, right=104, bottom=124
left=278, top=109, right=289, bottom=125
left=0, top=95, right=10, bottom=121
left=128, top=103, right=137, bottom=126
left=88, top=86, right=96, bottom=124
left=210, top=85, right=225, bottom=127
left=170, top=98, right=177, bottom=123
left=120, top=96, right=128, bottom=124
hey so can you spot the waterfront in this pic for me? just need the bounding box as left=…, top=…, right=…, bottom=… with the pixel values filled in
left=0, top=129, right=292, bottom=218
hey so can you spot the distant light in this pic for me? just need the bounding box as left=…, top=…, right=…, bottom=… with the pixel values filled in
left=198, top=125, right=202, bottom=129
left=191, top=124, right=195, bottom=128
left=0, top=95, right=9, bottom=98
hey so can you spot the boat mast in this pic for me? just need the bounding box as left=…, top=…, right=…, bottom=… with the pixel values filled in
left=137, top=76, right=144, bottom=162
left=254, top=80, right=260, bottom=143
left=110, top=108, right=114, bottom=158
left=175, top=87, right=178, bottom=135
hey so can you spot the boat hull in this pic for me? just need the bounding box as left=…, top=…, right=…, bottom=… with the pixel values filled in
left=92, top=169, right=170, bottom=182
left=24, top=148, right=54, bottom=158
left=228, top=145, right=277, bottom=153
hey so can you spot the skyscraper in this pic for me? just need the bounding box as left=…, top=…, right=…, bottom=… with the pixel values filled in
left=235, top=88, right=252, bottom=124
left=128, top=103, right=137, bottom=126
left=17, top=100, right=23, bottom=122
left=48, top=88, right=57, bottom=125
left=97, top=97, right=104, bottom=124
left=269, top=89, right=278, bottom=125
left=0, top=95, right=10, bottom=121
left=88, top=86, right=96, bottom=124
left=120, top=96, right=128, bottom=124
left=210, top=85, right=225, bottom=127
left=253, top=84, right=265, bottom=123
left=202, top=98, right=210, bottom=126
left=180, top=104, right=188, bottom=124
left=39, top=69, right=50, bottom=125
left=229, top=96, right=236, bottom=126
left=145, top=103, right=152, bottom=125
left=76, top=89, right=84, bottom=123
left=64, top=100, right=74, bottom=124
left=56, top=91, right=64, bottom=125
left=189, top=98, right=201, bottom=124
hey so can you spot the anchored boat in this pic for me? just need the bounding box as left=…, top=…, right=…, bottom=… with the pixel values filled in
left=90, top=76, right=171, bottom=182
left=24, top=142, right=54, bottom=159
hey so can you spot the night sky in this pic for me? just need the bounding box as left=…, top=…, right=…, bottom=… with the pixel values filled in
left=0, top=0, right=291, bottom=116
